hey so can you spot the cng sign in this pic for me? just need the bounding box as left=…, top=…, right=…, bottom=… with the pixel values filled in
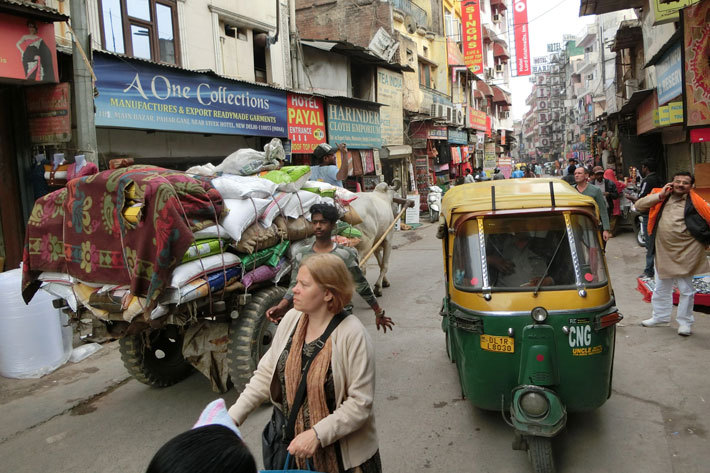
left=569, top=324, right=602, bottom=356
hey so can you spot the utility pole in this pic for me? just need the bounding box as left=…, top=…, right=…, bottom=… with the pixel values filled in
left=69, top=0, right=98, bottom=164
left=289, top=0, right=300, bottom=90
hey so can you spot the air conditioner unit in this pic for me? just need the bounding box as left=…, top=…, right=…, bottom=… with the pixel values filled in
left=431, top=103, right=446, bottom=118
left=495, top=64, right=504, bottom=73
left=492, top=14, right=501, bottom=23
left=624, top=79, right=639, bottom=98
left=443, top=105, right=453, bottom=122
left=586, top=74, right=594, bottom=80
left=485, top=68, right=495, bottom=80
left=454, top=105, right=465, bottom=126
left=501, top=111, right=510, bottom=119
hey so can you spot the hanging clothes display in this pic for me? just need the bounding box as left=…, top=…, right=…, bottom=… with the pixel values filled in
left=450, top=146, right=462, bottom=164
left=435, top=141, right=452, bottom=164
left=361, top=149, right=375, bottom=174
left=350, top=150, right=364, bottom=176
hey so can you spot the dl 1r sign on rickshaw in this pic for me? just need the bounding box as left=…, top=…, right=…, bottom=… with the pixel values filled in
left=437, top=178, right=622, bottom=473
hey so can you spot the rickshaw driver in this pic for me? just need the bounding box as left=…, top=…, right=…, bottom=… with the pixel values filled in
left=487, top=232, right=554, bottom=287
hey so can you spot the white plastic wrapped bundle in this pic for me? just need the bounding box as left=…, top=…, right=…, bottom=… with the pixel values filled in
left=0, top=269, right=69, bottom=379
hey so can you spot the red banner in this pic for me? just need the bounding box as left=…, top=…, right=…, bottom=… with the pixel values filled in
left=460, top=0, right=484, bottom=75
left=513, top=0, right=531, bottom=76
left=0, top=13, right=58, bottom=83
left=468, top=107, right=487, bottom=132
left=287, top=94, right=326, bottom=153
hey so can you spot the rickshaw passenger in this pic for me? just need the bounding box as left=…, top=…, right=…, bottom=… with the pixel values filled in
left=487, top=232, right=553, bottom=287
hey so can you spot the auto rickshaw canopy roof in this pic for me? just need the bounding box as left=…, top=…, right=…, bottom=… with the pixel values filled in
left=441, top=178, right=599, bottom=221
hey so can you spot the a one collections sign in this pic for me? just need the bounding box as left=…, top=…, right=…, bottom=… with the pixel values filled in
left=326, top=101, right=381, bottom=149
left=287, top=94, right=325, bottom=153
left=94, top=54, right=287, bottom=136
left=0, top=13, right=58, bottom=83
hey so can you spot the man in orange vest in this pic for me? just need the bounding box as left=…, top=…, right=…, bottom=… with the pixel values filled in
left=635, top=171, right=710, bottom=336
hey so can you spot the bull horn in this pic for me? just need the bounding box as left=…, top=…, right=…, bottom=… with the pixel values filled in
left=391, top=178, right=401, bottom=191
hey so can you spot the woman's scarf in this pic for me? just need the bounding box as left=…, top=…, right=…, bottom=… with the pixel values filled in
left=604, top=169, right=626, bottom=216
left=285, top=313, right=339, bottom=472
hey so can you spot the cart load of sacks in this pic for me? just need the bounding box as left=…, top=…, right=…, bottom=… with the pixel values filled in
left=23, top=139, right=362, bottom=323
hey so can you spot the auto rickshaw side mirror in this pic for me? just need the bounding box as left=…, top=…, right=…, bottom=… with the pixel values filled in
left=436, top=222, right=448, bottom=239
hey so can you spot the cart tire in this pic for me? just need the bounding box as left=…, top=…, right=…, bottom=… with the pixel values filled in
left=229, top=286, right=286, bottom=394
left=527, top=436, right=555, bottom=473
left=118, top=327, right=192, bottom=387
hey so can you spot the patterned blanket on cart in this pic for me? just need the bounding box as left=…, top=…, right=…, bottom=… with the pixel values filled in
left=22, top=165, right=224, bottom=309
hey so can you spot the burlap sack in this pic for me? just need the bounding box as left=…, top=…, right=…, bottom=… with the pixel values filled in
left=340, top=205, right=363, bottom=225
left=274, top=216, right=313, bottom=241
left=235, top=222, right=283, bottom=254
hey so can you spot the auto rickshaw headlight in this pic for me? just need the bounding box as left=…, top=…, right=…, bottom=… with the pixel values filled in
left=531, top=307, right=548, bottom=323
left=520, top=392, right=549, bottom=418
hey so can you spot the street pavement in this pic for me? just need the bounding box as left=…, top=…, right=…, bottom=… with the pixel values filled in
left=1, top=223, right=709, bottom=472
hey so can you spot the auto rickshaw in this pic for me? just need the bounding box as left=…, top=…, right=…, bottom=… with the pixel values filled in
left=437, top=178, right=622, bottom=473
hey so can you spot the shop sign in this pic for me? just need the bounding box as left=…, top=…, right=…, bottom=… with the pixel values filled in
left=428, top=125, right=448, bottom=140
left=25, top=83, right=70, bottom=144
left=483, top=141, right=496, bottom=170
left=653, top=0, right=699, bottom=25
left=467, top=107, right=487, bottom=132
left=486, top=116, right=492, bottom=137
left=669, top=101, right=683, bottom=124
left=287, top=94, right=325, bottom=153
left=377, top=67, right=404, bottom=145
left=447, top=38, right=465, bottom=66
left=656, top=43, right=682, bottom=105
left=448, top=128, right=468, bottom=145
left=326, top=101, right=381, bottom=148
left=683, top=1, right=710, bottom=127
left=658, top=105, right=671, bottom=126
left=94, top=54, right=287, bottom=136
left=636, top=90, right=659, bottom=135
left=512, top=0, right=531, bottom=76
left=460, top=0, right=484, bottom=74
left=0, top=13, right=59, bottom=83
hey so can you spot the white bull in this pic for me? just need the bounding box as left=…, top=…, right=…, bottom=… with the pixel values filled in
left=349, top=181, right=404, bottom=297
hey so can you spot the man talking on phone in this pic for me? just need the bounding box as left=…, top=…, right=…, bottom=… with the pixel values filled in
left=635, top=172, right=710, bottom=336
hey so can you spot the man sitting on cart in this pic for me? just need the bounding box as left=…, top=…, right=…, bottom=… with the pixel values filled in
left=265, top=203, right=395, bottom=333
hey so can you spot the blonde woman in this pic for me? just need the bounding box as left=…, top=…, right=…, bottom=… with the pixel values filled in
left=229, top=253, right=381, bottom=472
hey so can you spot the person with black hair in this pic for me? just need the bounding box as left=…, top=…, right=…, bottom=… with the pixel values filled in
left=635, top=171, right=710, bottom=336
left=628, top=159, right=664, bottom=278
left=266, top=203, right=394, bottom=332
left=146, top=425, right=257, bottom=473
left=311, top=143, right=349, bottom=187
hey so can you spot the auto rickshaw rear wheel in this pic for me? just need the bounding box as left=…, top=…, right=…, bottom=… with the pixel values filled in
left=118, top=326, right=193, bottom=387
left=526, top=436, right=555, bottom=473
left=228, top=286, right=286, bottom=394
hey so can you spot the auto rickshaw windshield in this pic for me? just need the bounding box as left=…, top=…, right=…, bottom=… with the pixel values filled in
left=452, top=213, right=608, bottom=292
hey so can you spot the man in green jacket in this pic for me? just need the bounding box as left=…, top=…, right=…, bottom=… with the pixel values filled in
left=573, top=166, right=611, bottom=242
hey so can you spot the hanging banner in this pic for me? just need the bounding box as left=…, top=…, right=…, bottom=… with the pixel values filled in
left=377, top=67, right=404, bottom=145
left=326, top=100, right=381, bottom=148
left=94, top=54, right=288, bottom=136
left=512, top=0, right=531, bottom=76
left=652, top=0, right=700, bottom=25
left=682, top=1, right=710, bottom=127
left=25, top=83, right=71, bottom=144
left=0, top=13, right=59, bottom=83
left=656, top=43, right=682, bottom=105
left=460, top=0, right=484, bottom=75
left=468, top=107, right=487, bottom=132
left=287, top=94, right=326, bottom=153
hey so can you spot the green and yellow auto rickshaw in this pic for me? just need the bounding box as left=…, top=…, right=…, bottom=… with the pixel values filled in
left=438, top=179, right=622, bottom=473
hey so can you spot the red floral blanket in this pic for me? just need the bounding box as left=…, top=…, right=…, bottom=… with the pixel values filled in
left=22, top=166, right=224, bottom=310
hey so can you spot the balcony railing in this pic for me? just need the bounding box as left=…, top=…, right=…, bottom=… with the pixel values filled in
left=391, top=0, right=428, bottom=29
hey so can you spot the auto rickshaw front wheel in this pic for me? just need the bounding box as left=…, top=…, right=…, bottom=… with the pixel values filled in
left=526, top=436, right=555, bottom=473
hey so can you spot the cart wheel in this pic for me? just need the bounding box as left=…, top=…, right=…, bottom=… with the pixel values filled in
left=229, top=286, right=286, bottom=394
left=118, top=326, right=192, bottom=387
left=527, top=436, right=555, bottom=473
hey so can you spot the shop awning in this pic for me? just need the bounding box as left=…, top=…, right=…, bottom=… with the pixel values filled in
left=610, top=20, right=642, bottom=52
left=492, top=86, right=511, bottom=105
left=493, top=42, right=509, bottom=59
left=0, top=0, right=68, bottom=21
left=476, top=80, right=494, bottom=97
left=619, top=88, right=654, bottom=115
left=579, top=0, right=644, bottom=16
left=301, top=39, right=414, bottom=72
left=482, top=24, right=495, bottom=43
left=490, top=0, right=507, bottom=10
left=379, top=145, right=412, bottom=159
left=473, top=88, right=486, bottom=100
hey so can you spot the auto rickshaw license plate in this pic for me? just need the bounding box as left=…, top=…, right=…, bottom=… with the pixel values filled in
left=480, top=334, right=515, bottom=353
